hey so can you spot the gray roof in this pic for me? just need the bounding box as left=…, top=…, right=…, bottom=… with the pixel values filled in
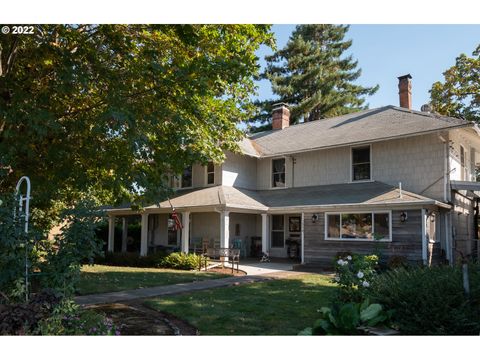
left=144, top=186, right=267, bottom=211
left=113, top=181, right=448, bottom=213
left=256, top=181, right=443, bottom=208
left=247, top=105, right=471, bottom=157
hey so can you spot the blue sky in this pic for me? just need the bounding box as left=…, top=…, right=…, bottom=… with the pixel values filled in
left=256, top=24, right=480, bottom=111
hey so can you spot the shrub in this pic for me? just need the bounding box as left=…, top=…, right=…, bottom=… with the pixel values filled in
left=33, top=300, right=120, bottom=335
left=95, top=251, right=167, bottom=268
left=333, top=253, right=379, bottom=302
left=160, top=252, right=203, bottom=270
left=299, top=299, right=393, bottom=335
left=0, top=289, right=62, bottom=335
left=368, top=264, right=480, bottom=335
left=386, top=255, right=409, bottom=270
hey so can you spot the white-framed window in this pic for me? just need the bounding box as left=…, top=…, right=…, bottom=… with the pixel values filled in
left=351, top=145, right=371, bottom=181
left=325, top=211, right=391, bottom=241
left=272, top=158, right=286, bottom=188
left=271, top=215, right=285, bottom=248
left=206, top=161, right=215, bottom=185
left=171, top=165, right=193, bottom=189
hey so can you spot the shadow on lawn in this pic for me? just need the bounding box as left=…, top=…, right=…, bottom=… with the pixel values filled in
left=145, top=274, right=335, bottom=335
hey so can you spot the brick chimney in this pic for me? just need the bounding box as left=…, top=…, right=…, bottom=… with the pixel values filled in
left=272, top=103, right=290, bottom=130
left=398, top=74, right=412, bottom=110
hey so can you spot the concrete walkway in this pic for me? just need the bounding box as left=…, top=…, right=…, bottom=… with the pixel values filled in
left=76, top=261, right=304, bottom=306
left=236, top=260, right=296, bottom=275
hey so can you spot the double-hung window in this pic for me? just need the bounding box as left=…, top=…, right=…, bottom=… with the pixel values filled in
left=352, top=146, right=371, bottom=181
left=272, top=158, right=286, bottom=188
left=206, top=161, right=215, bottom=185
left=181, top=165, right=192, bottom=188
left=326, top=211, right=390, bottom=241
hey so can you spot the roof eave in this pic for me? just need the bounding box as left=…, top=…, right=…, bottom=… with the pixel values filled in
left=255, top=124, right=470, bottom=159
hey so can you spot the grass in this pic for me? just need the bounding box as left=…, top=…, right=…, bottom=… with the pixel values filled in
left=77, top=265, right=230, bottom=295
left=146, top=273, right=336, bottom=335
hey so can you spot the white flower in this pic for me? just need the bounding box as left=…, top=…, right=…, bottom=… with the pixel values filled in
left=357, top=271, right=364, bottom=279
left=334, top=275, right=340, bottom=282
left=337, top=259, right=344, bottom=266
left=362, top=281, right=370, bottom=287
left=347, top=255, right=352, bottom=260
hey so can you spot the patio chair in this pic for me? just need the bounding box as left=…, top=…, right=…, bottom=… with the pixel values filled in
left=232, top=238, right=247, bottom=258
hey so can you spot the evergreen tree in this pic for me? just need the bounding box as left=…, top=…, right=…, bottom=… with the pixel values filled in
left=253, top=24, right=378, bottom=128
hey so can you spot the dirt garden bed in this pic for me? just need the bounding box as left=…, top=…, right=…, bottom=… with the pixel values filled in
left=89, top=302, right=198, bottom=335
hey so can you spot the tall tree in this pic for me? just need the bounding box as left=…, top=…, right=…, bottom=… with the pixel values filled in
left=253, top=24, right=378, bottom=128
left=430, top=44, right=480, bottom=122
left=0, top=25, right=273, bottom=226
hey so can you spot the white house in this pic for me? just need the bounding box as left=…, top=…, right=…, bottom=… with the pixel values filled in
left=106, top=75, right=480, bottom=266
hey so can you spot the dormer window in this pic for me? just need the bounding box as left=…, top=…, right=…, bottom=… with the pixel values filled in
left=272, top=158, right=286, bottom=188
left=352, top=146, right=371, bottom=181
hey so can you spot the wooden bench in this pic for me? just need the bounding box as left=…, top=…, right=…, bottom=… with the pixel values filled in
left=199, top=247, right=240, bottom=274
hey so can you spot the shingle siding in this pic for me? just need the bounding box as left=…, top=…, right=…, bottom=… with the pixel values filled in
left=254, top=134, right=445, bottom=201
left=372, top=134, right=445, bottom=201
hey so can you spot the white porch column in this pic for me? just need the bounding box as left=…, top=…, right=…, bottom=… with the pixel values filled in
left=121, top=217, right=128, bottom=253
left=261, top=213, right=268, bottom=254
left=301, top=212, right=305, bottom=264
left=140, top=213, right=149, bottom=256
left=107, top=215, right=115, bottom=252
left=421, top=209, right=428, bottom=266
left=181, top=211, right=190, bottom=253
left=220, top=211, right=230, bottom=249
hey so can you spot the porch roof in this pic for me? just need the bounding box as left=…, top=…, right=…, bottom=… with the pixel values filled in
left=256, top=181, right=450, bottom=210
left=107, top=182, right=450, bottom=214
left=143, top=185, right=268, bottom=211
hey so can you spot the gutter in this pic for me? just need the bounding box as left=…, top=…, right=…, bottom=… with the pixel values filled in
left=251, top=124, right=471, bottom=159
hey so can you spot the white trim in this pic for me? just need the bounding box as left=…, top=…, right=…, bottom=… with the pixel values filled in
left=324, top=210, right=392, bottom=242
left=460, top=144, right=466, bottom=181
left=205, top=161, right=215, bottom=187
left=301, top=212, right=305, bottom=264
left=107, top=215, right=115, bottom=252
left=140, top=213, right=149, bottom=256
left=270, top=156, right=287, bottom=189
left=421, top=209, right=428, bottom=265
left=350, top=144, right=372, bottom=182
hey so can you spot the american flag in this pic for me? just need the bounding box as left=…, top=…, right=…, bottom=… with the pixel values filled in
left=171, top=208, right=182, bottom=230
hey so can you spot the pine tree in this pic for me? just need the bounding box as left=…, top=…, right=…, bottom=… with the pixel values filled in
left=255, top=24, right=378, bottom=127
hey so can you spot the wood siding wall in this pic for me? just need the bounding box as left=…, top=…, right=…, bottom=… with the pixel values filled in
left=303, top=210, right=423, bottom=266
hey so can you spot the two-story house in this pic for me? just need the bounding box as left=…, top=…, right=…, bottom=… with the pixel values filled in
left=106, top=74, right=480, bottom=266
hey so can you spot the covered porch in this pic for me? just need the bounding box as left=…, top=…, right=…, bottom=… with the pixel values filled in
left=105, top=186, right=307, bottom=263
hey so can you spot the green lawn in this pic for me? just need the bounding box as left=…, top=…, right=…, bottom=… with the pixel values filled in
left=77, top=265, right=230, bottom=295
left=146, top=273, right=336, bottom=335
